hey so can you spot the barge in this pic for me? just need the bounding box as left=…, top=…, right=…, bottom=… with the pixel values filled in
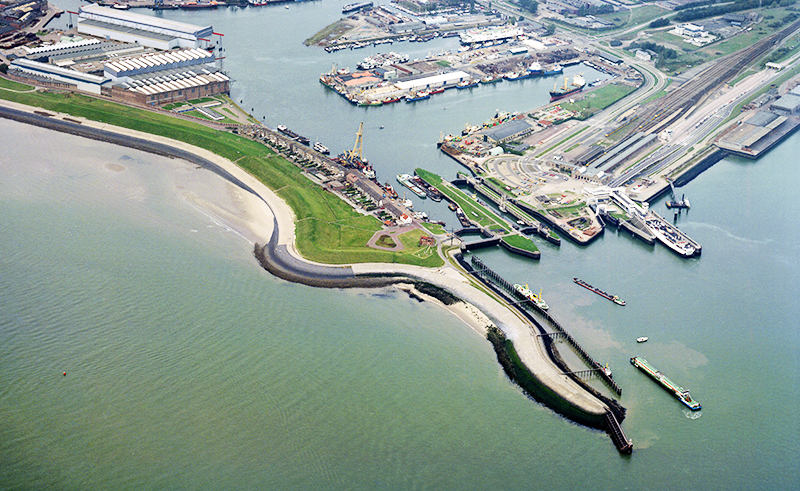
left=630, top=357, right=701, bottom=411
left=397, top=174, right=427, bottom=198
left=276, top=125, right=310, bottom=145
left=573, top=278, right=625, bottom=306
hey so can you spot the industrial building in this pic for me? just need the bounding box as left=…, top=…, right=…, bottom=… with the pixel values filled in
left=102, top=48, right=229, bottom=106
left=9, top=57, right=108, bottom=93
left=77, top=4, right=215, bottom=50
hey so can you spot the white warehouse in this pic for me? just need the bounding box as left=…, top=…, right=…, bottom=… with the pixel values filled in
left=77, top=4, right=215, bottom=50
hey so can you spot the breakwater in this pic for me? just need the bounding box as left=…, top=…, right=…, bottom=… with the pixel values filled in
left=460, top=254, right=631, bottom=452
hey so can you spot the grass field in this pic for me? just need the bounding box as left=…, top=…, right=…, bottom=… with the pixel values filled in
left=0, top=84, right=442, bottom=267
left=0, top=77, right=33, bottom=91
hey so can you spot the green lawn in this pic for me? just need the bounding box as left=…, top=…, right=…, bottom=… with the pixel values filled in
left=416, top=169, right=509, bottom=233
left=0, top=88, right=441, bottom=267
left=501, top=234, right=539, bottom=253
left=0, top=77, right=33, bottom=91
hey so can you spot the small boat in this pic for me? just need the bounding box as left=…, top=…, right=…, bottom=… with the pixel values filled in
left=637, top=337, right=648, bottom=343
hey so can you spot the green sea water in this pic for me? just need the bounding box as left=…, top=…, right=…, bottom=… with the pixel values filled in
left=3, top=1, right=798, bottom=489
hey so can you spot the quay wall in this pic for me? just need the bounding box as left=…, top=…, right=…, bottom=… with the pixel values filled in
left=499, top=239, right=541, bottom=259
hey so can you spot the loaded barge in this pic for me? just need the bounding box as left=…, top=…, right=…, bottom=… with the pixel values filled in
left=573, top=278, right=625, bottom=306
left=277, top=125, right=310, bottom=145
left=630, top=357, right=701, bottom=411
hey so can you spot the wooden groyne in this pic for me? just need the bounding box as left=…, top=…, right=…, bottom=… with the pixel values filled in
left=469, top=256, right=623, bottom=396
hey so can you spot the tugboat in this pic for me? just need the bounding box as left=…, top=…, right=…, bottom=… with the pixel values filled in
left=573, top=278, right=625, bottom=306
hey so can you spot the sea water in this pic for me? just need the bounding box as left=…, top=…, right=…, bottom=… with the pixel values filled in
left=3, top=2, right=798, bottom=489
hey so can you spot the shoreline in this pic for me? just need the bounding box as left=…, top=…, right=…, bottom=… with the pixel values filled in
left=0, top=98, right=613, bottom=433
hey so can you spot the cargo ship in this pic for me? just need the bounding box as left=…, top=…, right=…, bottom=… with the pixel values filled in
left=276, top=125, right=310, bottom=145
left=342, top=1, right=372, bottom=13
left=513, top=283, right=549, bottom=310
left=550, top=73, right=585, bottom=102
left=630, top=357, right=701, bottom=411
left=396, top=174, right=427, bottom=198
left=573, top=278, right=625, bottom=306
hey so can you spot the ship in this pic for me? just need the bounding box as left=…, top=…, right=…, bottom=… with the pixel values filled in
left=405, top=90, right=430, bottom=102
left=550, top=73, right=585, bottom=102
left=503, top=71, right=530, bottom=81
left=424, top=186, right=443, bottom=202
left=480, top=74, right=503, bottom=84
left=179, top=1, right=218, bottom=9
left=342, top=1, right=372, bottom=13
left=455, top=208, right=472, bottom=227
left=276, top=125, right=310, bottom=145
left=313, top=141, right=330, bottom=154
left=456, top=79, right=479, bottom=89
left=573, top=277, right=625, bottom=306
left=396, top=174, right=427, bottom=198
left=513, top=283, right=549, bottom=310
left=528, top=61, right=542, bottom=76
left=542, top=64, right=563, bottom=75
left=637, top=337, right=648, bottom=343
left=429, top=86, right=445, bottom=95
left=630, top=357, right=701, bottom=411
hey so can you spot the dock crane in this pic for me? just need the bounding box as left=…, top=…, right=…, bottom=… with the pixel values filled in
left=338, top=122, right=375, bottom=179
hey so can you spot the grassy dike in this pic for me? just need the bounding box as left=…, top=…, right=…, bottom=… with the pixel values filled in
left=0, top=85, right=442, bottom=267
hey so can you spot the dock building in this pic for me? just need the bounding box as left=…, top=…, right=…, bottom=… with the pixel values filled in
left=77, top=4, right=214, bottom=50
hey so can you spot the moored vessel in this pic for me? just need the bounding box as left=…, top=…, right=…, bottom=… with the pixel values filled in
left=630, top=357, right=701, bottom=410
left=396, top=174, right=427, bottom=198
left=405, top=90, right=430, bottom=102
left=513, top=283, right=549, bottom=310
left=313, top=141, right=330, bottom=154
left=573, top=277, right=625, bottom=306
left=549, top=73, right=585, bottom=102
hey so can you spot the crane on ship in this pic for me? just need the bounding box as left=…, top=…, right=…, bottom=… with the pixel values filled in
left=338, top=122, right=375, bottom=178
left=342, top=121, right=364, bottom=165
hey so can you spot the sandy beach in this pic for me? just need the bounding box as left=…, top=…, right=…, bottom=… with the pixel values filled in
left=0, top=98, right=610, bottom=420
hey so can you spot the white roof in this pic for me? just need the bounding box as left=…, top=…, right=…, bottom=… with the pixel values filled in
left=79, top=4, right=212, bottom=36
left=394, top=70, right=470, bottom=90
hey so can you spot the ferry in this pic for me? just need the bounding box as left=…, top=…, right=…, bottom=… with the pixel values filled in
left=313, top=141, right=330, bottom=154
left=573, top=278, right=625, bottom=306
left=630, top=357, right=701, bottom=411
left=513, top=283, right=549, bottom=310
left=396, top=174, right=427, bottom=198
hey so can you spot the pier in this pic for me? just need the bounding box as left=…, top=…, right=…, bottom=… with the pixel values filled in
left=469, top=255, right=623, bottom=396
